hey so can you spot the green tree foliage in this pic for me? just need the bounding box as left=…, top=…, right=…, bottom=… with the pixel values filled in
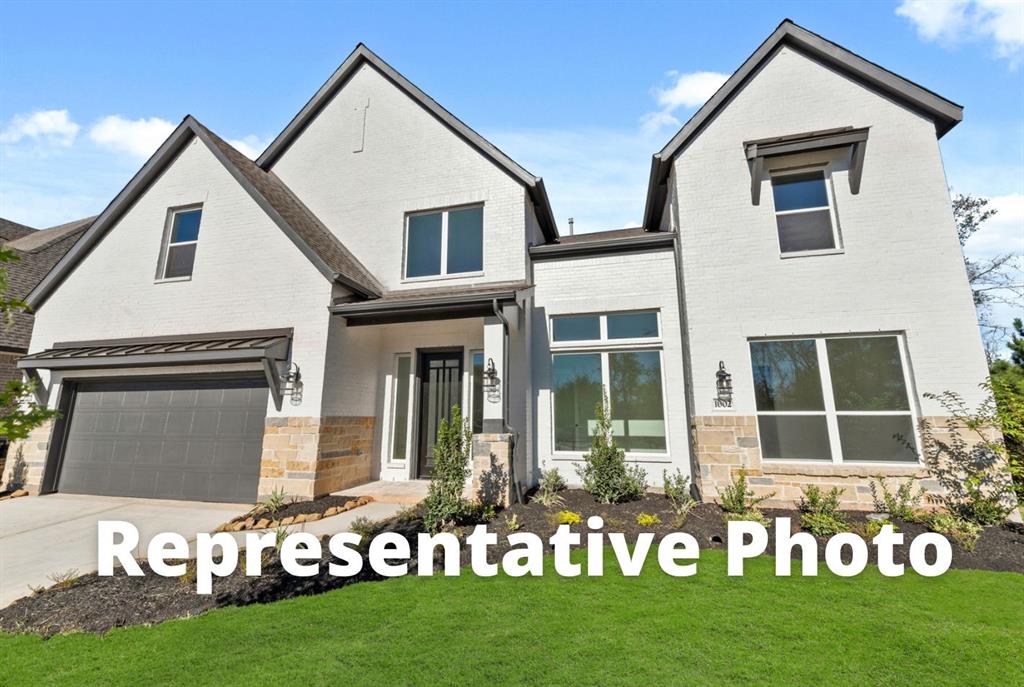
left=576, top=394, right=646, bottom=504
left=422, top=405, right=472, bottom=533
left=0, top=247, right=59, bottom=444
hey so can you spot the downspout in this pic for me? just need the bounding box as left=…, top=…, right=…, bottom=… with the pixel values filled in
left=492, top=298, right=523, bottom=504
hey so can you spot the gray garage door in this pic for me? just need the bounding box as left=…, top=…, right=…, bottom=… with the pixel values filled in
left=56, top=378, right=269, bottom=503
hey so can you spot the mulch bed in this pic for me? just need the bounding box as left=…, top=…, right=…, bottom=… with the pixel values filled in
left=3, top=489, right=1021, bottom=637
left=215, top=495, right=373, bottom=532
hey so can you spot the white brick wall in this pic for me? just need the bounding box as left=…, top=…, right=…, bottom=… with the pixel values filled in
left=28, top=137, right=335, bottom=418
left=668, top=46, right=989, bottom=417
left=269, top=63, right=531, bottom=292
left=530, top=248, right=691, bottom=486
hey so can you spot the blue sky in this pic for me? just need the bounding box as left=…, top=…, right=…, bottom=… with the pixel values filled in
left=1, top=0, right=1021, bottom=331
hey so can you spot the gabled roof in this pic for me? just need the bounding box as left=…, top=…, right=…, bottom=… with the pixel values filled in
left=0, top=218, right=37, bottom=243
left=642, top=19, right=964, bottom=230
left=26, top=116, right=383, bottom=310
left=256, top=43, right=559, bottom=242
left=1, top=217, right=92, bottom=351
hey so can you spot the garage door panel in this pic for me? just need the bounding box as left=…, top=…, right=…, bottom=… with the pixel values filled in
left=57, top=378, right=268, bottom=503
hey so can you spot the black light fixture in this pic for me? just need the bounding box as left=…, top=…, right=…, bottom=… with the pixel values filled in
left=714, top=361, right=733, bottom=409
left=482, top=357, right=498, bottom=389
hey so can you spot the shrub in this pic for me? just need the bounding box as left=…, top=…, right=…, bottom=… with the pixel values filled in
left=852, top=518, right=898, bottom=539
left=869, top=477, right=926, bottom=522
left=47, top=569, right=79, bottom=590
left=576, top=396, right=647, bottom=504
left=636, top=513, right=661, bottom=527
left=724, top=509, right=769, bottom=526
left=929, top=512, right=983, bottom=551
left=663, top=468, right=696, bottom=527
left=798, top=485, right=848, bottom=536
left=423, top=405, right=472, bottom=534
left=920, top=384, right=1017, bottom=525
left=539, top=467, right=567, bottom=493
left=532, top=467, right=567, bottom=508
left=719, top=469, right=774, bottom=515
left=349, top=516, right=377, bottom=540
left=466, top=501, right=497, bottom=523
left=556, top=510, right=582, bottom=525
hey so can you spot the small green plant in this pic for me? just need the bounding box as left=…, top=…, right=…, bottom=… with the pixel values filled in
left=798, top=485, right=848, bottom=536
left=556, top=510, right=582, bottom=525
left=395, top=503, right=421, bottom=523
left=576, top=395, right=647, bottom=504
left=719, top=469, right=774, bottom=516
left=663, top=468, right=696, bottom=522
left=466, top=501, right=497, bottom=523
left=47, top=568, right=79, bottom=590
left=531, top=467, right=568, bottom=508
left=539, top=466, right=567, bottom=493
left=929, top=512, right=983, bottom=551
left=274, top=525, right=290, bottom=552
left=422, top=405, right=473, bottom=533
left=504, top=513, right=521, bottom=532
left=636, top=513, right=661, bottom=527
left=869, top=477, right=926, bottom=521
left=724, top=509, right=769, bottom=526
left=178, top=559, right=198, bottom=586
left=852, top=518, right=899, bottom=539
left=350, top=516, right=377, bottom=539
left=256, top=487, right=289, bottom=516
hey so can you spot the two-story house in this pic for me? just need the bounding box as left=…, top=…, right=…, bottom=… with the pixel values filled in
left=2, top=20, right=988, bottom=509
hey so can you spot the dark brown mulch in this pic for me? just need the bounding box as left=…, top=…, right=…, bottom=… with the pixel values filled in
left=251, top=494, right=359, bottom=521
left=476, top=489, right=1024, bottom=574
left=3, top=489, right=1021, bottom=637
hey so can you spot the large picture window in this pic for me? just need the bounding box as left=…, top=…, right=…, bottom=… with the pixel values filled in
left=750, top=335, right=918, bottom=463
left=550, top=311, right=666, bottom=454
left=405, top=205, right=483, bottom=278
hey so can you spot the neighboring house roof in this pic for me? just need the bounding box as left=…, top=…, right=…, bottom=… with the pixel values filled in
left=26, top=116, right=384, bottom=310
left=0, top=218, right=37, bottom=243
left=642, top=19, right=964, bottom=230
left=256, top=43, right=559, bottom=243
left=1, top=216, right=93, bottom=351
left=530, top=227, right=675, bottom=260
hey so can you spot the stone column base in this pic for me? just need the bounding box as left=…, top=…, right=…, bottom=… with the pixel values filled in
left=1, top=419, right=55, bottom=494
left=469, top=433, right=513, bottom=507
left=257, top=416, right=375, bottom=501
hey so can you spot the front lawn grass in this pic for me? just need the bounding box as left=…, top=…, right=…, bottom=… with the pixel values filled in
left=2, top=548, right=1021, bottom=686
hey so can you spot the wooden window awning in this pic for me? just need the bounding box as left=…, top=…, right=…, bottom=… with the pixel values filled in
left=744, top=126, right=870, bottom=205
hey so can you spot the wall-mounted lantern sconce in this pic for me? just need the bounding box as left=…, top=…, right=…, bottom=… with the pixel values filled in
left=283, top=362, right=303, bottom=406
left=482, top=357, right=501, bottom=402
left=714, top=360, right=733, bottom=409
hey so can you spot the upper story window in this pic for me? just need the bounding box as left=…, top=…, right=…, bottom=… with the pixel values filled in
left=770, top=169, right=839, bottom=255
left=749, top=334, right=918, bottom=464
left=404, top=205, right=483, bottom=279
left=159, top=206, right=202, bottom=280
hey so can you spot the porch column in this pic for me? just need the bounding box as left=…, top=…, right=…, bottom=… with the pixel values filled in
left=482, top=315, right=505, bottom=433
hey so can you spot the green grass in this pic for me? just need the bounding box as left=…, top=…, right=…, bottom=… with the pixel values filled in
left=2, top=549, right=1021, bottom=686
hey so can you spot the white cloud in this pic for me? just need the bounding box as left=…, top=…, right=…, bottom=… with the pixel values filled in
left=963, top=193, right=1024, bottom=259
left=0, top=109, right=80, bottom=147
left=655, top=70, right=730, bottom=109
left=897, top=0, right=1024, bottom=66
left=227, top=135, right=268, bottom=160
left=641, top=70, right=728, bottom=138
left=88, top=115, right=175, bottom=157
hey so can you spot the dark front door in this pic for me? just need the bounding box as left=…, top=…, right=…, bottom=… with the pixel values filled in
left=416, top=350, right=463, bottom=479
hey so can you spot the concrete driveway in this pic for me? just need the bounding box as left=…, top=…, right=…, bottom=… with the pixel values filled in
left=0, top=493, right=248, bottom=608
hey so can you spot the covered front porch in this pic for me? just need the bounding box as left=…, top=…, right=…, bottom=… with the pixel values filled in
left=316, top=281, right=533, bottom=504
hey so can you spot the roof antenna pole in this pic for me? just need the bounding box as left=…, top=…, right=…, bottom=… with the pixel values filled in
left=567, top=217, right=574, bottom=236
